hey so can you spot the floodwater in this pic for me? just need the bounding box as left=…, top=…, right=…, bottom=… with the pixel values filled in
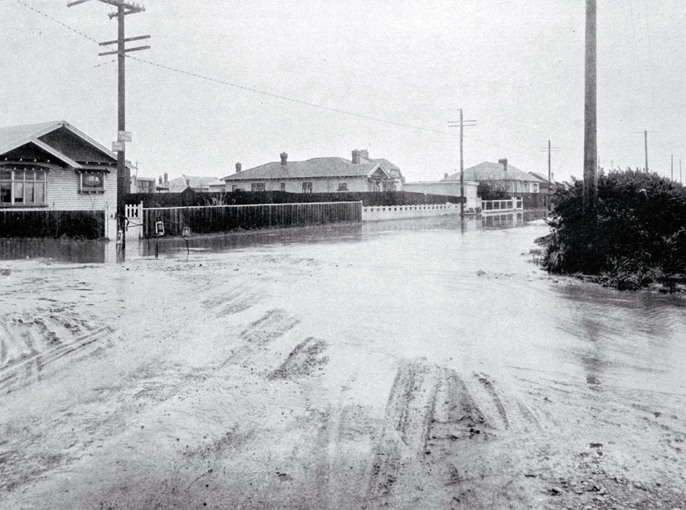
left=2, top=210, right=685, bottom=396
left=2, top=210, right=686, bottom=509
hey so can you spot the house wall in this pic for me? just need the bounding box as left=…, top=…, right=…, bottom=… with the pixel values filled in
left=226, top=176, right=372, bottom=193
left=403, top=181, right=479, bottom=209
left=5, top=167, right=118, bottom=240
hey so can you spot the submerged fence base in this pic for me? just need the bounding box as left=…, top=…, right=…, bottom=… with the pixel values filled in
left=0, top=210, right=106, bottom=239
left=142, top=201, right=362, bottom=239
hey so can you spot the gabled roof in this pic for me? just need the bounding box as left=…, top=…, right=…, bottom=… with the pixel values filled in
left=0, top=120, right=123, bottom=169
left=223, top=156, right=392, bottom=182
left=442, top=161, right=540, bottom=183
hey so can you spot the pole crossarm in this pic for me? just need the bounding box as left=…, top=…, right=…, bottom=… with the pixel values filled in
left=99, top=45, right=150, bottom=56
left=100, top=34, right=150, bottom=45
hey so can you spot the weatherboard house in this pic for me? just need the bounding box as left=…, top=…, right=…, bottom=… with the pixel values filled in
left=223, top=150, right=404, bottom=193
left=0, top=120, right=124, bottom=239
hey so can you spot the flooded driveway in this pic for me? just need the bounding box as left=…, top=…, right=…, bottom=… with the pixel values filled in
left=1, top=213, right=685, bottom=509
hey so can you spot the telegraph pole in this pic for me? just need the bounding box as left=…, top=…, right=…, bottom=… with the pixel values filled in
left=583, top=0, right=597, bottom=217
left=671, top=154, right=674, bottom=181
left=68, top=0, right=149, bottom=260
left=645, top=131, right=649, bottom=173
left=633, top=130, right=656, bottom=173
left=540, top=140, right=559, bottom=211
left=448, top=110, right=476, bottom=218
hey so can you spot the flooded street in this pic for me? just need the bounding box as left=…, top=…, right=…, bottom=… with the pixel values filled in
left=1, top=214, right=685, bottom=509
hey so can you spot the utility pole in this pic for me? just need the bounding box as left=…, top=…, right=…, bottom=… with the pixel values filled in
left=540, top=140, right=559, bottom=211
left=645, top=131, right=649, bottom=173
left=68, top=0, right=149, bottom=261
left=671, top=154, right=674, bottom=181
left=583, top=0, right=597, bottom=217
left=633, top=130, right=656, bottom=173
left=448, top=110, right=476, bottom=218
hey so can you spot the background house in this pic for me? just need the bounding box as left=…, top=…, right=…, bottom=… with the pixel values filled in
left=167, top=175, right=222, bottom=193
left=223, top=150, right=404, bottom=193
left=0, top=120, right=123, bottom=238
left=442, top=160, right=542, bottom=194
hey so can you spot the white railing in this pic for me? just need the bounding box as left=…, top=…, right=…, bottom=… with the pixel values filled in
left=480, top=197, right=523, bottom=213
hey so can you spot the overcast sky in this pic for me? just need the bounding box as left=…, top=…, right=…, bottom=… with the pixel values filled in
left=2, top=0, right=686, bottom=184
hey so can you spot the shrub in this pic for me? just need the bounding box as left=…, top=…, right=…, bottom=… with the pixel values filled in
left=542, top=169, right=686, bottom=289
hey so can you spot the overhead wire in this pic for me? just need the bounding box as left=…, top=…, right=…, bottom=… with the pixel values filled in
left=14, top=0, right=531, bottom=158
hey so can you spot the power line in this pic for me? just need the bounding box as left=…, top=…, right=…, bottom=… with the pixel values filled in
left=15, top=0, right=538, bottom=160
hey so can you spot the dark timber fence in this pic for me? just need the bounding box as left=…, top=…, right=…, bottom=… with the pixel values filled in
left=143, top=201, right=361, bottom=238
left=127, top=190, right=463, bottom=208
left=0, top=210, right=105, bottom=239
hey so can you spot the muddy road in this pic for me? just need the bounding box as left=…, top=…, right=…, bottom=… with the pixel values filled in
left=1, top=217, right=685, bottom=509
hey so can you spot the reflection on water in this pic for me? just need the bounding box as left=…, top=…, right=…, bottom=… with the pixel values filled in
left=0, top=210, right=550, bottom=263
left=553, top=283, right=686, bottom=393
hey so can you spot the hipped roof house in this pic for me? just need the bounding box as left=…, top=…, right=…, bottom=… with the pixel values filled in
left=442, top=160, right=541, bottom=194
left=223, top=150, right=404, bottom=193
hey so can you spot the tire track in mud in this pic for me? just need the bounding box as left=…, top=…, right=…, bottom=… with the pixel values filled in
left=0, top=309, right=114, bottom=392
left=365, top=360, right=544, bottom=508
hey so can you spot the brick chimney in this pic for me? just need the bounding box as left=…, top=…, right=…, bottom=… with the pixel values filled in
left=352, top=150, right=360, bottom=164
left=498, top=158, right=508, bottom=172
left=358, top=149, right=369, bottom=159
left=280, top=152, right=288, bottom=166
left=235, top=162, right=242, bottom=173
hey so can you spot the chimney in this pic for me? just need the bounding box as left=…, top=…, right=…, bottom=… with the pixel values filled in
left=352, top=150, right=360, bottom=164
left=498, top=158, right=508, bottom=172
left=358, top=149, right=369, bottom=159
left=444, top=173, right=449, bottom=179
left=163, top=172, right=168, bottom=187
left=280, top=152, right=288, bottom=166
left=235, top=162, right=242, bottom=173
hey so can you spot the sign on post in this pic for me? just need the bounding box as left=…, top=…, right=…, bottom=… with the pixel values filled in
left=112, top=141, right=125, bottom=152
left=118, top=131, right=132, bottom=142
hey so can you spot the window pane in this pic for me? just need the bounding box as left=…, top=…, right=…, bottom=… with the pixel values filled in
left=14, top=182, right=24, bottom=203
left=83, top=173, right=104, bottom=189
left=0, top=182, right=11, bottom=203
left=25, top=182, right=35, bottom=205
left=35, top=182, right=46, bottom=204
left=35, top=170, right=46, bottom=181
left=0, top=169, right=11, bottom=180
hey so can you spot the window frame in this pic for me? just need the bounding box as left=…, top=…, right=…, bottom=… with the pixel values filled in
left=0, top=166, right=48, bottom=207
left=79, top=170, right=106, bottom=194
left=302, top=181, right=313, bottom=193
left=251, top=182, right=266, bottom=192
left=337, top=182, right=348, bottom=191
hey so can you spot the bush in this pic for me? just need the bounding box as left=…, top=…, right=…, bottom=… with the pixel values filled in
left=542, top=169, right=686, bottom=290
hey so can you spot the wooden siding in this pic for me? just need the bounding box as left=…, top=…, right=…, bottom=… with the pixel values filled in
left=0, top=209, right=105, bottom=238
left=142, top=202, right=361, bottom=238
left=43, top=167, right=117, bottom=211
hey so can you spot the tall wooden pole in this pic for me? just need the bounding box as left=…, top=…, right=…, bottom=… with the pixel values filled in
left=459, top=108, right=464, bottom=219
left=583, top=0, right=598, bottom=216
left=116, top=4, right=127, bottom=257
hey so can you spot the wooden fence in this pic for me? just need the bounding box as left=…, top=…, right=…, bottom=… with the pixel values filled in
left=127, top=190, right=463, bottom=208
left=0, top=210, right=105, bottom=239
left=142, top=201, right=362, bottom=238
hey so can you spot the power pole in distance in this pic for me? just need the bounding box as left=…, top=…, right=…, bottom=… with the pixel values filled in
left=634, top=130, right=656, bottom=173
left=448, top=110, right=476, bottom=218
left=68, top=0, right=150, bottom=260
left=540, top=140, right=559, bottom=211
